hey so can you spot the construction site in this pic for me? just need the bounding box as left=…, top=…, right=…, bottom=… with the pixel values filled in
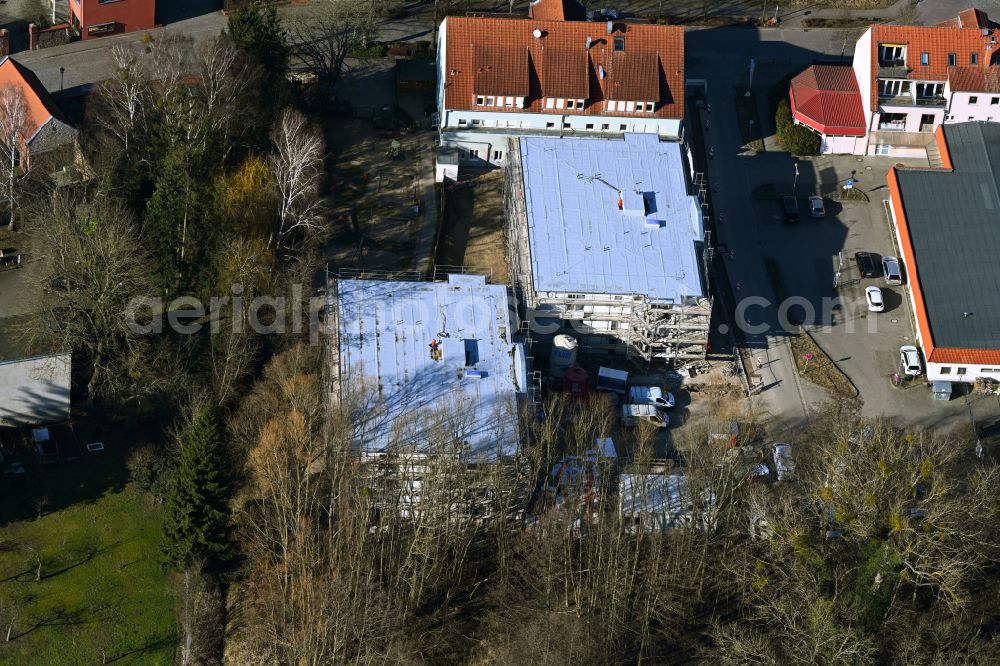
left=505, top=133, right=713, bottom=365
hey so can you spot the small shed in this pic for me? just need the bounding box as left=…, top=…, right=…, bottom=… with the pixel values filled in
left=0, top=352, right=72, bottom=427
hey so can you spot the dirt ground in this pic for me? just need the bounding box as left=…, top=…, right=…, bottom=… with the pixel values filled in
left=435, top=171, right=509, bottom=284
left=323, top=118, right=436, bottom=273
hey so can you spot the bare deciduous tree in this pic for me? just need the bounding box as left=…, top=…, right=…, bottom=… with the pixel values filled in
left=0, top=84, right=29, bottom=230
left=270, top=109, right=325, bottom=247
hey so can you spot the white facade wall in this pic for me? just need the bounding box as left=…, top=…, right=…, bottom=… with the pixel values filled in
left=820, top=134, right=867, bottom=154
left=853, top=28, right=874, bottom=148
left=926, top=362, right=1000, bottom=383
left=945, top=89, right=1000, bottom=123
left=441, top=110, right=682, bottom=166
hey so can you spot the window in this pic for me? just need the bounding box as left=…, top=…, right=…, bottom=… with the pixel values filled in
left=874, top=143, right=891, bottom=155
left=619, top=124, right=627, bottom=131
left=545, top=97, right=555, bottom=109
left=505, top=96, right=513, bottom=107
left=616, top=100, right=626, bottom=112
left=879, top=44, right=903, bottom=62
left=546, top=122, right=555, bottom=128
left=585, top=123, right=594, bottom=130
left=625, top=101, right=635, bottom=112
left=880, top=79, right=911, bottom=97
left=614, top=36, right=625, bottom=52
left=940, top=366, right=952, bottom=375
left=969, top=116, right=975, bottom=120
left=486, top=96, right=495, bottom=106
left=957, top=367, right=968, bottom=375
left=469, top=149, right=479, bottom=158
left=577, top=99, right=584, bottom=108
left=563, top=122, right=571, bottom=129
left=87, top=21, right=117, bottom=35
left=920, top=113, right=935, bottom=128
left=970, top=96, right=979, bottom=104
left=566, top=99, right=575, bottom=109
left=601, top=123, right=609, bottom=130
left=458, top=119, right=467, bottom=126
left=992, top=97, right=999, bottom=105
left=492, top=150, right=503, bottom=161
left=971, top=53, right=979, bottom=65
left=920, top=52, right=929, bottom=66
left=948, top=53, right=956, bottom=66
left=556, top=98, right=565, bottom=109
left=471, top=119, right=481, bottom=126
left=476, top=95, right=485, bottom=106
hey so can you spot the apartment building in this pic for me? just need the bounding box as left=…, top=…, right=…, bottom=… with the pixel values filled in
left=790, top=8, right=1000, bottom=157
left=435, top=0, right=685, bottom=172
left=505, top=133, right=710, bottom=364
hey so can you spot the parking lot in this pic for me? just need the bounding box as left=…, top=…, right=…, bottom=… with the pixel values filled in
left=699, top=75, right=1000, bottom=432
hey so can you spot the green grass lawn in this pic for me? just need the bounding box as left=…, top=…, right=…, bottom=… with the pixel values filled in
left=0, top=444, right=175, bottom=664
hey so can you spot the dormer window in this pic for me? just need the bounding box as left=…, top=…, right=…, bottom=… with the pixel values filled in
left=972, top=53, right=979, bottom=65
left=614, top=36, right=625, bottom=52
left=948, top=53, right=956, bottom=66
left=879, top=44, right=904, bottom=64
left=476, top=96, right=485, bottom=106
left=920, top=52, right=929, bottom=66
left=476, top=95, right=524, bottom=108
left=565, top=98, right=585, bottom=110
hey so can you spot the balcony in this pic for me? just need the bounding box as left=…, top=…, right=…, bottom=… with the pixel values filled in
left=877, top=62, right=910, bottom=78
left=878, top=120, right=906, bottom=131
left=878, top=95, right=946, bottom=108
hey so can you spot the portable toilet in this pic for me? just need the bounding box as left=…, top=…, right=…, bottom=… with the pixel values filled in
left=564, top=365, right=589, bottom=397
left=549, top=334, right=579, bottom=380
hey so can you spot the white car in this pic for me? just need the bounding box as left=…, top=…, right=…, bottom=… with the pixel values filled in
left=808, top=195, right=825, bottom=218
left=865, top=286, right=884, bottom=312
left=628, top=385, right=675, bottom=411
left=620, top=404, right=668, bottom=429
left=899, top=345, right=922, bottom=376
left=882, top=256, right=902, bottom=285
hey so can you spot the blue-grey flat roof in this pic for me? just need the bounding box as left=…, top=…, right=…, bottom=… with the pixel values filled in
left=336, top=275, right=524, bottom=459
left=519, top=133, right=705, bottom=303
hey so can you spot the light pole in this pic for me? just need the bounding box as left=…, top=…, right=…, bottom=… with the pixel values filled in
left=59, top=67, right=64, bottom=93
left=793, top=162, right=799, bottom=196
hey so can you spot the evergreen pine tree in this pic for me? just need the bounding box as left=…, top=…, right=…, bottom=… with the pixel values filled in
left=163, top=407, right=230, bottom=572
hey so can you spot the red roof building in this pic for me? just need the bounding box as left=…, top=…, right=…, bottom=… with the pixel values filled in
left=437, top=9, right=685, bottom=170
left=0, top=57, right=77, bottom=168
left=528, top=0, right=586, bottom=21
left=789, top=65, right=866, bottom=136
left=68, top=0, right=156, bottom=40
left=787, top=8, right=1000, bottom=157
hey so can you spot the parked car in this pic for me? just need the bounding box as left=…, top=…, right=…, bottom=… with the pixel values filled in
left=620, top=404, right=668, bottom=429
left=899, top=345, right=922, bottom=376
left=781, top=195, right=799, bottom=224
left=628, top=385, right=675, bottom=411
left=855, top=251, right=877, bottom=278
left=865, top=286, right=885, bottom=312
left=882, top=256, right=902, bottom=285
left=808, top=195, right=826, bottom=218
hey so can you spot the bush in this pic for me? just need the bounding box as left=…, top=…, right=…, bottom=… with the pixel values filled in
left=775, top=98, right=793, bottom=134
left=782, top=122, right=821, bottom=156
left=775, top=97, right=820, bottom=156
left=127, top=444, right=173, bottom=503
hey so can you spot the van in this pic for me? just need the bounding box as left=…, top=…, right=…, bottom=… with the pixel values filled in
left=620, top=404, right=668, bottom=429
left=628, top=385, right=675, bottom=411
left=596, top=367, right=629, bottom=395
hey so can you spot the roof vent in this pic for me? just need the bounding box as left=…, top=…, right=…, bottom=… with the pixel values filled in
left=606, top=20, right=613, bottom=34
left=598, top=65, right=605, bottom=79
left=533, top=28, right=543, bottom=39
left=586, top=36, right=592, bottom=49
left=983, top=28, right=991, bottom=36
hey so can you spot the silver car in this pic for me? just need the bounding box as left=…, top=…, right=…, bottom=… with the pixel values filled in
left=865, top=286, right=884, bottom=312
left=882, top=256, right=902, bottom=285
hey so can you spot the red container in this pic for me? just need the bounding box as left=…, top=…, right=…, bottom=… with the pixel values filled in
left=564, top=366, right=589, bottom=397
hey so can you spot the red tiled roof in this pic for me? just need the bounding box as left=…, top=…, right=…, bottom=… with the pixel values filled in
left=789, top=65, right=865, bottom=136
left=867, top=20, right=1000, bottom=109
left=541, top=48, right=589, bottom=99
left=442, top=16, right=684, bottom=118
left=528, top=0, right=586, bottom=21
left=473, top=45, right=531, bottom=97
left=936, top=7, right=990, bottom=29
left=927, top=348, right=1000, bottom=364
left=948, top=65, right=1000, bottom=92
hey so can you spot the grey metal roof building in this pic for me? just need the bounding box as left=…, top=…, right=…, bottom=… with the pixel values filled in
left=0, top=352, right=71, bottom=427
left=894, top=122, right=1000, bottom=351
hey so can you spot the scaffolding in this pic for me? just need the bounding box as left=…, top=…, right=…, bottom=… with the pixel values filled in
left=504, top=139, right=712, bottom=365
